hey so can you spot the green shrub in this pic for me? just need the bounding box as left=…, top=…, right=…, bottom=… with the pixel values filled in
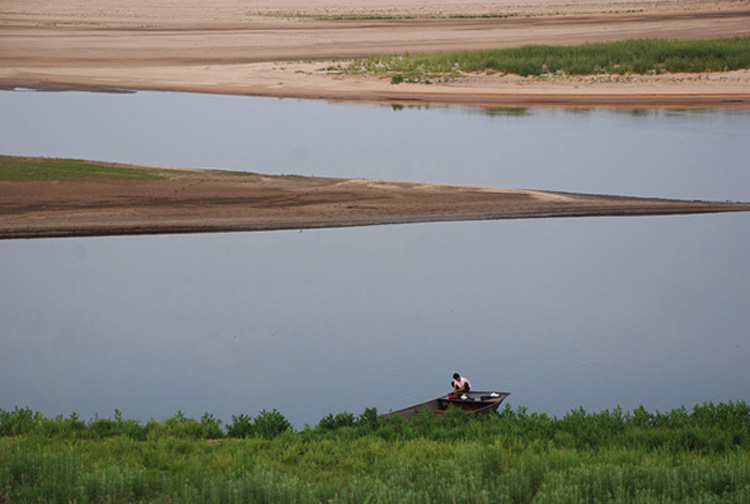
left=199, top=412, right=224, bottom=439
left=226, top=413, right=253, bottom=438
left=0, top=407, right=39, bottom=436
left=317, top=411, right=356, bottom=431
left=356, top=407, right=379, bottom=431
left=88, top=417, right=120, bottom=439
left=253, top=409, right=293, bottom=439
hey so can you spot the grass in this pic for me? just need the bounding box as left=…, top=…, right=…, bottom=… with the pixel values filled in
left=447, top=13, right=519, bottom=19
left=0, top=155, right=167, bottom=181
left=1, top=401, right=749, bottom=502
left=247, top=12, right=519, bottom=21
left=335, top=37, right=750, bottom=83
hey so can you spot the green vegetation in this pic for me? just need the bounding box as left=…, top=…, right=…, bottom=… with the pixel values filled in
left=2, top=401, right=749, bottom=502
left=249, top=12, right=518, bottom=21
left=335, top=37, right=750, bottom=83
left=446, top=13, right=518, bottom=19
left=0, top=156, right=166, bottom=181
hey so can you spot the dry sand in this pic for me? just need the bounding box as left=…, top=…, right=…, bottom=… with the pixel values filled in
left=2, top=158, right=749, bottom=239
left=2, top=0, right=750, bottom=106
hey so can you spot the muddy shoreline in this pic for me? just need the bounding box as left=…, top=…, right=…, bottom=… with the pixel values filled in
left=2, top=159, right=749, bottom=239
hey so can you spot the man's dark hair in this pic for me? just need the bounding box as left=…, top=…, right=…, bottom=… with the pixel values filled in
left=453, top=373, right=460, bottom=380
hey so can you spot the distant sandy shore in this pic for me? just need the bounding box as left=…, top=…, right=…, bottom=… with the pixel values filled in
left=1, top=0, right=750, bottom=106
left=2, top=158, right=749, bottom=239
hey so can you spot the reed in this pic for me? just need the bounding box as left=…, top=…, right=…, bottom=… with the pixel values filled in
left=337, top=37, right=750, bottom=82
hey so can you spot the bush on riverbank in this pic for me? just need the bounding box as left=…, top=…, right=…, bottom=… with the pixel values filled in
left=2, top=401, right=749, bottom=450
left=1, top=401, right=749, bottom=503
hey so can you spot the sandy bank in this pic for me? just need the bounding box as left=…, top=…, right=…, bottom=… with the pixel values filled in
left=1, top=0, right=749, bottom=106
left=2, top=158, right=749, bottom=239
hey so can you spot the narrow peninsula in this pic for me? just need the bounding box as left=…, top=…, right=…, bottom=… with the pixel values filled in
left=2, top=156, right=749, bottom=239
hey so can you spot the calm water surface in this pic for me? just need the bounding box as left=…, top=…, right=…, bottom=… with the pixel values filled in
left=1, top=91, right=748, bottom=428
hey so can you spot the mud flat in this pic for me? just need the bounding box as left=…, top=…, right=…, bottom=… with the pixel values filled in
left=2, top=158, right=749, bottom=239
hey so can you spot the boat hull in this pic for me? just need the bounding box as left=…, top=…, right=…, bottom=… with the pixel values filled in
left=385, top=391, right=510, bottom=419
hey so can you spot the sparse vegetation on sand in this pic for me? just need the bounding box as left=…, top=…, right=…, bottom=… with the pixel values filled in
left=253, top=12, right=519, bottom=21
left=335, top=37, right=750, bottom=83
left=2, top=401, right=749, bottom=502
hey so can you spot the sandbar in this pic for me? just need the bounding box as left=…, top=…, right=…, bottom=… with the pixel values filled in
left=2, top=157, right=749, bottom=239
left=1, top=0, right=750, bottom=106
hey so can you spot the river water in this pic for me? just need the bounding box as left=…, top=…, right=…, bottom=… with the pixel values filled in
left=1, top=91, right=748, bottom=428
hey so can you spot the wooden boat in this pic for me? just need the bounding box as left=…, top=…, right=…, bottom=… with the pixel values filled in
left=385, top=391, right=510, bottom=419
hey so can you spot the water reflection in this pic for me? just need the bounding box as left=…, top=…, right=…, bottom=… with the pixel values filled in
left=0, top=91, right=749, bottom=428
left=466, top=107, right=531, bottom=118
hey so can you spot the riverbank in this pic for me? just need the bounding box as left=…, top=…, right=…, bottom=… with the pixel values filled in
left=2, top=401, right=749, bottom=503
left=2, top=156, right=749, bottom=239
left=1, top=0, right=750, bottom=106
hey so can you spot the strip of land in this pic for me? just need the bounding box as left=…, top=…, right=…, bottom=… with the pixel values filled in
left=1, top=0, right=750, bottom=106
left=2, top=157, right=748, bottom=239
